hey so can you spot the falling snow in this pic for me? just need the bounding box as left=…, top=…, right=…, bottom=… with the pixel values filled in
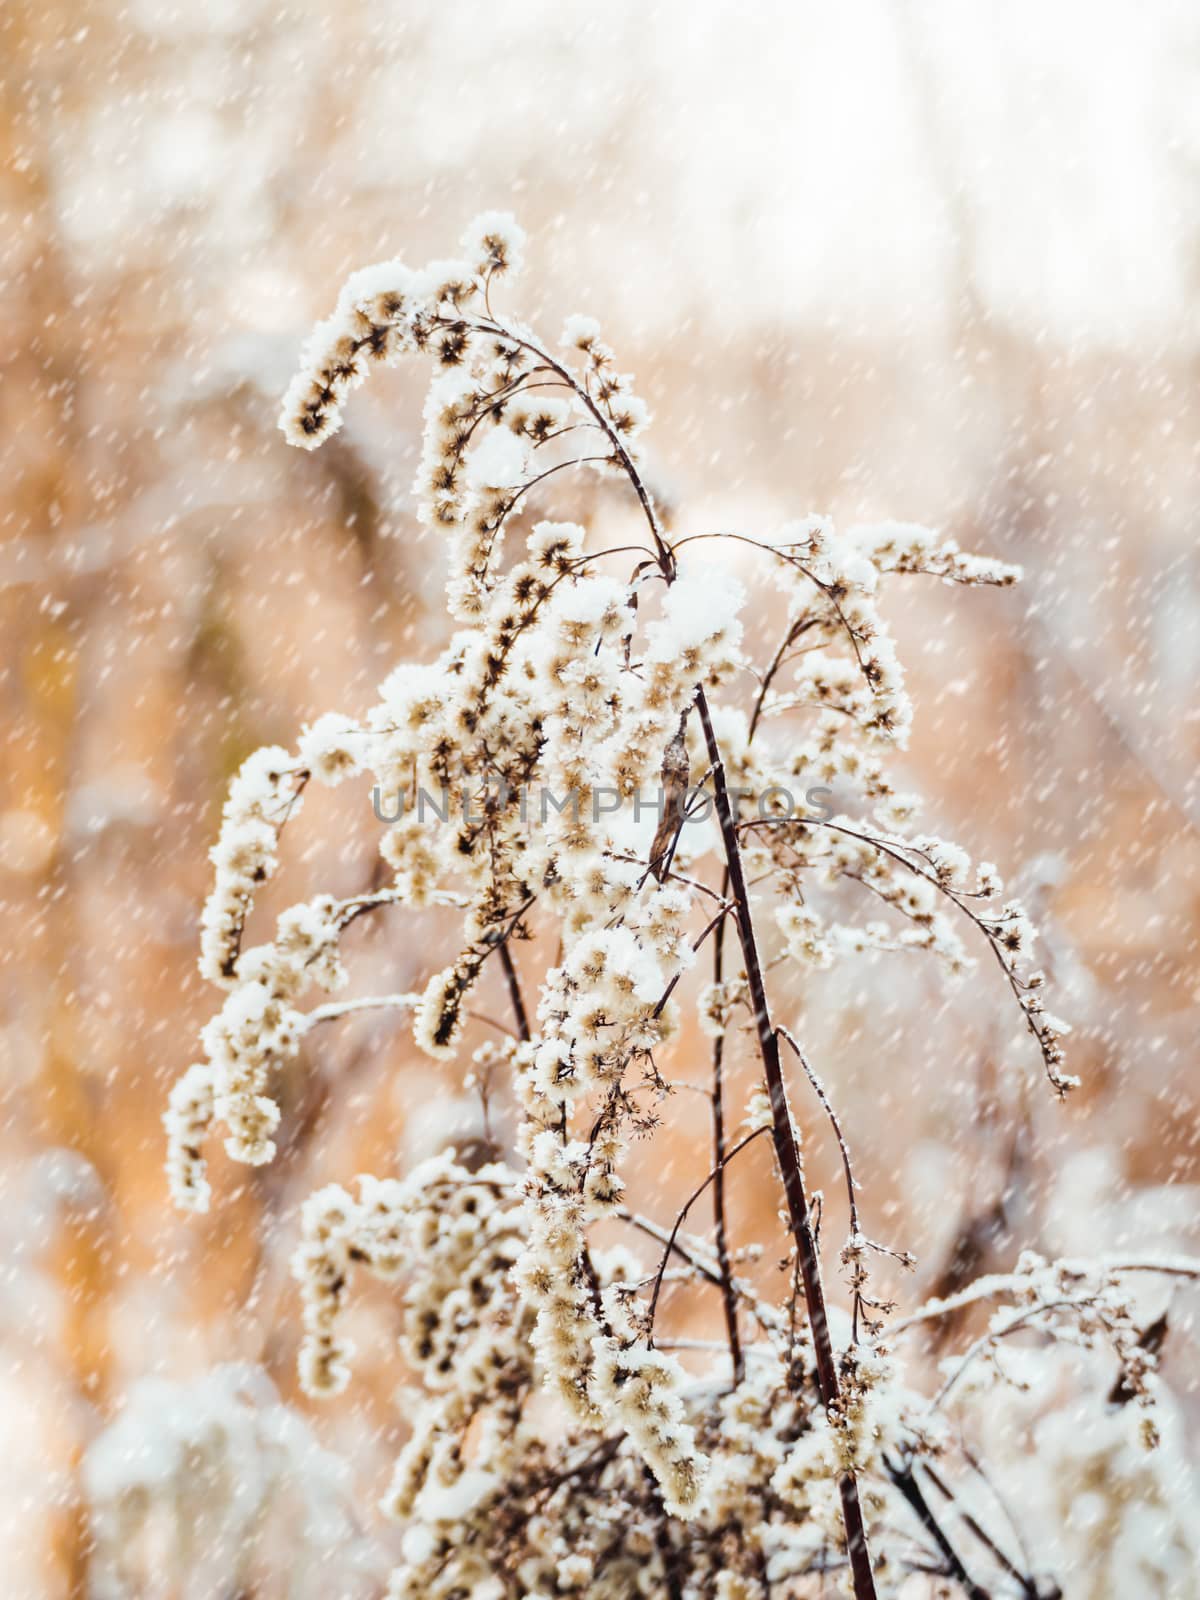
left=2, top=5, right=1198, bottom=1599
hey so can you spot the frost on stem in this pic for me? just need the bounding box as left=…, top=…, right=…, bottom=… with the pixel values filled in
left=163, top=213, right=1200, bottom=1599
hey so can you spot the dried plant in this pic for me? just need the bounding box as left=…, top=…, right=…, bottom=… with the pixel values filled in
left=165, top=215, right=1197, bottom=1598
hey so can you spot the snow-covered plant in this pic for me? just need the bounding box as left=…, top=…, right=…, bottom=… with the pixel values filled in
left=82, top=1364, right=382, bottom=1599
left=166, top=214, right=1198, bottom=1598
left=979, top=1341, right=1200, bottom=1599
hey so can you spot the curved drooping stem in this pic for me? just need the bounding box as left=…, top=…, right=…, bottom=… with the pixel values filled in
left=644, top=1126, right=769, bottom=1345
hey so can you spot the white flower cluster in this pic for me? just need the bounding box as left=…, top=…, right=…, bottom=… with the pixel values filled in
left=165, top=688, right=428, bottom=1202
left=770, top=1344, right=912, bottom=1578
left=280, top=209, right=652, bottom=632
left=280, top=211, right=526, bottom=452
left=511, top=879, right=712, bottom=1510
left=771, top=514, right=916, bottom=747
left=291, top=1153, right=522, bottom=1402
left=167, top=889, right=353, bottom=1192
left=590, top=1342, right=707, bottom=1518
left=162, top=1060, right=214, bottom=1211
left=288, top=1150, right=953, bottom=1600
left=729, top=550, right=1077, bottom=1086
left=167, top=723, right=409, bottom=1201
left=199, top=745, right=308, bottom=989
left=764, top=513, right=1014, bottom=753
left=851, top=520, right=1022, bottom=586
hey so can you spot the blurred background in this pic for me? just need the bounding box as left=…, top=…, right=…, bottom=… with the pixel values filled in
left=2, top=1, right=1198, bottom=1594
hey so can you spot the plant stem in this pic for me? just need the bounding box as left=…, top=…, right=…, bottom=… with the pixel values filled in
left=497, top=937, right=531, bottom=1043
left=709, top=910, right=744, bottom=1385
left=696, top=688, right=878, bottom=1600
left=645, top=1127, right=768, bottom=1342
left=883, top=1455, right=992, bottom=1600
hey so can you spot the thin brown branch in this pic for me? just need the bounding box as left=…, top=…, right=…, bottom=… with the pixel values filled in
left=882, top=1454, right=993, bottom=1600
left=644, top=1126, right=768, bottom=1345
left=922, top=1462, right=1041, bottom=1598
left=778, top=1024, right=861, bottom=1237
left=498, top=938, right=531, bottom=1043
left=709, top=907, right=743, bottom=1386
